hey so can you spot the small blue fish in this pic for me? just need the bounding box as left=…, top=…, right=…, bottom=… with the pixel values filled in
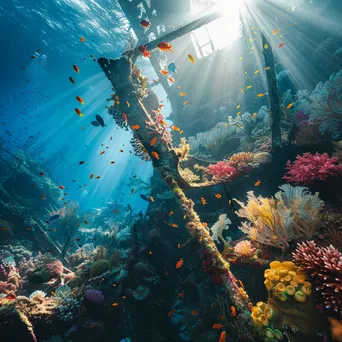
left=140, top=194, right=151, bottom=202
left=167, top=62, right=177, bottom=74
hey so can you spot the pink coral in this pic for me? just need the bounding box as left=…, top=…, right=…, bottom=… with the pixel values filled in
left=293, top=241, right=342, bottom=316
left=207, top=161, right=238, bottom=181
left=283, top=152, right=342, bottom=184
left=0, top=281, right=16, bottom=293
left=234, top=240, right=256, bottom=258
left=46, top=260, right=64, bottom=277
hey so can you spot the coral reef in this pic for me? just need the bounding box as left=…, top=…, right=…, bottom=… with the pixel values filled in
left=233, top=240, right=257, bottom=258
left=235, top=184, right=324, bottom=251
left=292, top=241, right=342, bottom=317
left=130, top=133, right=151, bottom=161
left=210, top=214, right=232, bottom=247
left=84, top=289, right=105, bottom=304
left=207, top=162, right=237, bottom=182
left=283, top=152, right=342, bottom=184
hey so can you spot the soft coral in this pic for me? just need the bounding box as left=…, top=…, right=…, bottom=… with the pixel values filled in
left=283, top=152, right=342, bottom=184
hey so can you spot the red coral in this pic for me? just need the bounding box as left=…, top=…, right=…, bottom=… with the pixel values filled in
left=293, top=241, right=342, bottom=317
left=283, top=152, right=342, bottom=184
left=207, top=161, right=238, bottom=182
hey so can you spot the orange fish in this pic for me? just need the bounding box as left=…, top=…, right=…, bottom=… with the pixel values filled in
left=265, top=66, right=271, bottom=71
left=150, top=137, right=157, bottom=146
left=273, top=28, right=280, bottom=35
left=257, top=93, right=265, bottom=97
left=74, top=108, right=83, bottom=117
left=150, top=196, right=155, bottom=202
left=140, top=19, right=151, bottom=28
left=202, top=222, right=208, bottom=228
left=131, top=125, right=140, bottom=130
left=180, top=92, right=187, bottom=97
left=212, top=324, right=224, bottom=329
left=69, top=76, right=75, bottom=84
left=278, top=43, right=285, bottom=48
left=58, top=185, right=65, bottom=189
left=76, top=96, right=84, bottom=105
left=151, top=151, right=159, bottom=160
left=157, top=42, right=172, bottom=52
left=171, top=125, right=180, bottom=131
left=255, top=180, right=261, bottom=186
left=191, top=310, right=199, bottom=316
left=137, top=45, right=151, bottom=58
left=238, top=279, right=245, bottom=289
left=177, top=243, right=181, bottom=248
left=160, top=120, right=168, bottom=126
left=73, top=65, right=80, bottom=73
left=231, top=306, right=237, bottom=317
left=219, top=331, right=227, bottom=342
left=158, top=104, right=165, bottom=109
left=215, top=194, right=222, bottom=199
left=176, top=258, right=184, bottom=269
left=168, top=310, right=175, bottom=317
left=171, top=224, right=178, bottom=228
left=120, top=149, right=124, bottom=153
left=80, top=37, right=85, bottom=42
left=183, top=101, right=188, bottom=105
left=122, top=113, right=128, bottom=122
left=201, top=197, right=207, bottom=205
left=112, top=303, right=119, bottom=307
left=287, top=103, right=294, bottom=109
left=169, top=211, right=174, bottom=216
left=100, top=151, right=105, bottom=155
left=160, top=69, right=168, bottom=76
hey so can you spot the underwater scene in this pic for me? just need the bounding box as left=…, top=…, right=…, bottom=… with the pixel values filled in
left=1, top=0, right=342, bottom=341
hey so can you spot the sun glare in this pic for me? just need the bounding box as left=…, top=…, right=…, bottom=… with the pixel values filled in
left=190, top=0, right=242, bottom=57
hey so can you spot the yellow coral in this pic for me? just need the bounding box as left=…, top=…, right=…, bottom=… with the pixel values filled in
left=294, top=291, right=306, bottom=302
left=275, top=283, right=285, bottom=293
left=285, top=285, right=296, bottom=295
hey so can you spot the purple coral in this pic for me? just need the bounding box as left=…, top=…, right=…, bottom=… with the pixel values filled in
left=293, top=241, right=342, bottom=316
left=283, top=152, right=342, bottom=184
left=84, top=289, right=104, bottom=304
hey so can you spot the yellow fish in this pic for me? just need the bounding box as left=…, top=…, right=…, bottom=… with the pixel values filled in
left=254, top=70, right=259, bottom=74
left=188, top=54, right=196, bottom=64
left=287, top=103, right=294, bottom=109
left=257, top=93, right=265, bottom=97
left=236, top=104, right=240, bottom=109
left=246, top=85, right=252, bottom=89
left=240, top=88, right=244, bottom=94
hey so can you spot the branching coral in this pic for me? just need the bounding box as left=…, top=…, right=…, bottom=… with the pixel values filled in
left=207, top=162, right=238, bottom=182
left=145, top=110, right=172, bottom=147
left=283, top=152, right=342, bottom=184
left=210, top=214, right=232, bottom=247
left=292, top=241, right=342, bottom=316
left=235, top=184, right=324, bottom=251
left=130, top=133, right=150, bottom=161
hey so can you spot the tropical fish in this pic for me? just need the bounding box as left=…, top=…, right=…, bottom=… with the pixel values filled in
left=169, top=211, right=174, bottom=215
left=171, top=224, right=178, bottom=228
left=123, top=113, right=128, bottom=122
left=150, top=196, right=155, bottom=202
left=201, top=197, right=207, bottom=205
left=95, top=176, right=100, bottom=179
left=188, top=54, right=195, bottom=64
left=287, top=103, right=294, bottom=109
left=96, top=115, right=106, bottom=127
left=240, top=88, right=244, bottom=94
left=69, top=77, right=75, bottom=84
left=257, top=93, right=265, bottom=97
left=219, top=331, right=227, bottom=342
left=212, top=324, right=224, bottom=329
left=254, top=69, right=259, bottom=74
left=90, top=174, right=94, bottom=179
left=176, top=258, right=184, bottom=269
left=76, top=96, right=84, bottom=105
left=126, top=101, right=130, bottom=107
left=168, top=76, right=174, bottom=83
left=112, top=302, right=119, bottom=307
left=247, top=85, right=252, bottom=89
left=151, top=151, right=159, bottom=160
left=278, top=43, right=285, bottom=48
left=137, top=45, right=150, bottom=58
left=73, top=65, right=80, bottom=73
left=140, top=19, right=151, bottom=28
left=231, top=306, right=237, bottom=317
left=110, top=161, right=115, bottom=164
left=160, top=69, right=168, bottom=76
left=74, top=108, right=83, bottom=117
left=79, top=161, right=85, bottom=164
left=168, top=310, right=175, bottom=317
left=100, top=151, right=105, bottom=155
left=171, top=125, right=180, bottom=131
left=80, top=37, right=85, bottom=42
left=265, top=66, right=271, bottom=70
left=215, top=194, right=222, bottom=199
left=140, top=194, right=151, bottom=202
left=91, top=121, right=100, bottom=127
left=191, top=310, right=199, bottom=316
left=150, top=137, right=157, bottom=146
left=183, top=101, right=188, bottom=105
left=168, top=62, right=177, bottom=73
left=273, top=28, right=280, bottom=35
left=180, top=92, right=187, bottom=97
left=131, top=125, right=140, bottom=130
left=30, top=55, right=36, bottom=59
left=157, top=42, right=172, bottom=52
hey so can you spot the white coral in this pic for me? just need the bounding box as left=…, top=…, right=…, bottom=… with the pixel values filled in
left=210, top=214, right=232, bottom=246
